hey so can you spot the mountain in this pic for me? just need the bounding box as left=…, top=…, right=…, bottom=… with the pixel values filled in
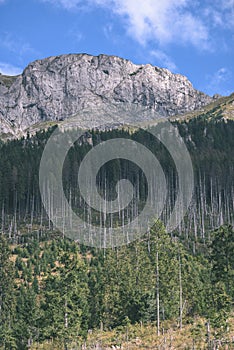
left=0, top=53, right=214, bottom=138
left=0, top=54, right=233, bottom=349
left=171, top=91, right=234, bottom=122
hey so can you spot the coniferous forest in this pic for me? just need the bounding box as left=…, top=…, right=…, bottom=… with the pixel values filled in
left=0, top=116, right=233, bottom=349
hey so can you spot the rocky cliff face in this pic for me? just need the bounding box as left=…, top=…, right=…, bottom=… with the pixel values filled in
left=0, top=53, right=213, bottom=137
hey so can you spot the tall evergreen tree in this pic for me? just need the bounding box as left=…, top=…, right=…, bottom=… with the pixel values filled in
left=0, top=236, right=16, bottom=349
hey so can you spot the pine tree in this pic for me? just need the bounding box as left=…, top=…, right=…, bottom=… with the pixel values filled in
left=210, top=225, right=234, bottom=297
left=0, top=235, right=16, bottom=349
left=41, top=248, right=89, bottom=346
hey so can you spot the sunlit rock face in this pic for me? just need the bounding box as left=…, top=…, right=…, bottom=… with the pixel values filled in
left=0, top=53, right=213, bottom=137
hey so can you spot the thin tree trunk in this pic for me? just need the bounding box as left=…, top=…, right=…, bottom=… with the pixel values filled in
left=156, top=250, right=160, bottom=336
left=179, top=255, right=183, bottom=330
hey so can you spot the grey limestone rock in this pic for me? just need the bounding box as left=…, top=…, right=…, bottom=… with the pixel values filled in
left=0, top=53, right=213, bottom=137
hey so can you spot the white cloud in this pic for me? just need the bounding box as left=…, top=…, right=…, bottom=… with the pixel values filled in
left=204, top=8, right=224, bottom=27
left=220, top=0, right=234, bottom=10
left=211, top=68, right=231, bottom=84
left=41, top=0, right=83, bottom=9
left=103, top=23, right=113, bottom=39
left=150, top=50, right=177, bottom=72
left=222, top=0, right=234, bottom=29
left=93, top=0, right=210, bottom=49
left=67, top=27, right=84, bottom=42
left=0, top=32, right=37, bottom=57
left=207, top=68, right=232, bottom=96
left=204, top=0, right=234, bottom=29
left=0, top=62, right=22, bottom=76
left=39, top=0, right=233, bottom=50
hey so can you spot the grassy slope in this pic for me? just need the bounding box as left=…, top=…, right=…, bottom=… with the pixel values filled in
left=170, top=93, right=234, bottom=123
left=0, top=74, right=18, bottom=88
left=86, top=318, right=234, bottom=349
left=32, top=317, right=234, bottom=349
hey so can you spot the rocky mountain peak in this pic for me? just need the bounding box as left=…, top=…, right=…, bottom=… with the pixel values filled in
left=0, top=53, right=214, bottom=138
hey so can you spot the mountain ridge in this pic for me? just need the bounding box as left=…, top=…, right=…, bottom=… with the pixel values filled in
left=0, top=53, right=229, bottom=139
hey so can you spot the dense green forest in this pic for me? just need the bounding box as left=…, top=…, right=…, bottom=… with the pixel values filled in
left=0, top=223, right=233, bottom=349
left=0, top=116, right=233, bottom=349
left=0, top=117, right=233, bottom=242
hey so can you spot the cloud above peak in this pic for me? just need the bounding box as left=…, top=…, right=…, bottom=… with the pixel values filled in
left=150, top=50, right=177, bottom=72
left=41, top=0, right=232, bottom=51
left=206, top=67, right=232, bottom=96
left=41, top=0, right=81, bottom=9
left=98, top=0, right=209, bottom=48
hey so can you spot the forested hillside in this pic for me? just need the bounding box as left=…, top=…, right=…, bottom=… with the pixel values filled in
left=0, top=117, right=233, bottom=243
left=0, top=223, right=234, bottom=349
left=0, top=113, right=233, bottom=349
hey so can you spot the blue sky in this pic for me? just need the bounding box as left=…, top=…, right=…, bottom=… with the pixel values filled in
left=0, top=0, right=233, bottom=96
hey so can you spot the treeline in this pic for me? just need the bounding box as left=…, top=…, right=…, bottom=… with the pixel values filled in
left=0, top=223, right=233, bottom=349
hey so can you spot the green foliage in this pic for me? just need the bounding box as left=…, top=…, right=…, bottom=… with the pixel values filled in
left=207, top=225, right=234, bottom=337
left=0, top=117, right=233, bottom=347
left=40, top=252, right=89, bottom=344
left=210, top=225, right=234, bottom=297
left=0, top=235, right=16, bottom=349
left=0, top=223, right=233, bottom=347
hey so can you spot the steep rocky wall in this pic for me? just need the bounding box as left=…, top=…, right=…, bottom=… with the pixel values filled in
left=0, top=53, right=213, bottom=136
